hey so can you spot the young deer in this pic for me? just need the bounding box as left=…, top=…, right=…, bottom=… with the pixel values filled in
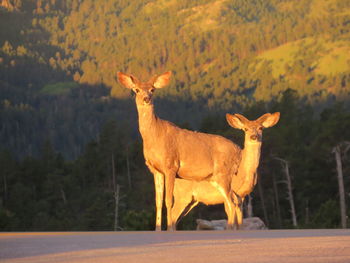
left=117, top=71, right=241, bottom=231
left=171, top=112, right=280, bottom=229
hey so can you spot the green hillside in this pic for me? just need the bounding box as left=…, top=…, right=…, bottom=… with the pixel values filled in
left=1, top=0, right=350, bottom=105
left=7, top=0, right=346, bottom=104
left=253, top=38, right=350, bottom=77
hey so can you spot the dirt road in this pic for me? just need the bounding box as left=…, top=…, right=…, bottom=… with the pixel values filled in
left=1, top=230, right=350, bottom=263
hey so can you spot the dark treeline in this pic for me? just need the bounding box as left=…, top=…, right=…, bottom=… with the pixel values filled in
left=1, top=90, right=349, bottom=230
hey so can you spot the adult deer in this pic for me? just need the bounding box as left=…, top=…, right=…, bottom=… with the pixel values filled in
left=117, top=71, right=240, bottom=231
left=171, top=112, right=280, bottom=229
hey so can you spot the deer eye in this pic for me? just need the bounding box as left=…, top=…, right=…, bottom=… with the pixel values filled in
left=149, top=88, right=155, bottom=93
left=258, top=126, right=263, bottom=131
left=244, top=128, right=248, bottom=132
left=134, top=88, right=140, bottom=93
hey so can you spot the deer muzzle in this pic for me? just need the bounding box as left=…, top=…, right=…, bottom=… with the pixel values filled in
left=250, top=134, right=262, bottom=142
left=143, top=97, right=151, bottom=104
left=250, top=135, right=258, bottom=141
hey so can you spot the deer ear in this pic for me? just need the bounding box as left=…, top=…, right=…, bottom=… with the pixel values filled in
left=153, top=71, right=172, bottom=89
left=226, top=113, right=245, bottom=130
left=117, top=72, right=138, bottom=89
left=260, top=112, right=280, bottom=128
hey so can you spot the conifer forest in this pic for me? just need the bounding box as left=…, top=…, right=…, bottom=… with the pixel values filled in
left=0, top=0, right=349, bottom=230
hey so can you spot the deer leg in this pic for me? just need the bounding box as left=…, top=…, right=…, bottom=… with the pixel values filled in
left=182, top=201, right=199, bottom=218
left=236, top=205, right=243, bottom=227
left=172, top=179, right=198, bottom=229
left=164, top=171, right=176, bottom=231
left=236, top=196, right=244, bottom=228
left=171, top=199, right=186, bottom=229
left=210, top=180, right=235, bottom=230
left=230, top=191, right=243, bottom=229
left=153, top=171, right=164, bottom=231
left=224, top=201, right=237, bottom=230
left=172, top=196, right=195, bottom=229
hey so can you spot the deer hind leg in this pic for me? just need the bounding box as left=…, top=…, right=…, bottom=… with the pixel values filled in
left=153, top=171, right=164, bottom=231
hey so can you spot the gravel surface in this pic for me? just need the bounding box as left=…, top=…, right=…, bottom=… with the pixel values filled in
left=1, top=230, right=350, bottom=263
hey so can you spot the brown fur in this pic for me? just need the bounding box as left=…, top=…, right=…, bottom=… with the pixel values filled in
left=171, top=112, right=280, bottom=229
left=117, top=71, right=241, bottom=230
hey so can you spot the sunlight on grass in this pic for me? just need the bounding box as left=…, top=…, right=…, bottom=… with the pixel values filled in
left=309, top=0, right=350, bottom=18
left=179, top=0, right=224, bottom=32
left=308, top=0, right=336, bottom=18
left=252, top=37, right=350, bottom=78
left=276, top=1, right=294, bottom=12
left=337, top=8, right=350, bottom=17
left=315, top=46, right=350, bottom=75
left=143, top=0, right=177, bottom=14
left=253, top=38, right=310, bottom=78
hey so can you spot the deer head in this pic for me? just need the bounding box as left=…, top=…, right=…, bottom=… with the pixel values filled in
left=117, top=72, right=172, bottom=106
left=226, top=112, right=280, bottom=144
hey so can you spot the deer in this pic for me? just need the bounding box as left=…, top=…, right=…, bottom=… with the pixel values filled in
left=171, top=112, right=280, bottom=229
left=117, top=71, right=241, bottom=231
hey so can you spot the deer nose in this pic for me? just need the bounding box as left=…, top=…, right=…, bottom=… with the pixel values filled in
left=143, top=97, right=151, bottom=104
left=250, top=135, right=257, bottom=141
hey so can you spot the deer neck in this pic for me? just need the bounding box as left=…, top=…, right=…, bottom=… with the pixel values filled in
left=136, top=103, right=159, bottom=140
left=234, top=139, right=262, bottom=197
left=239, top=140, right=261, bottom=174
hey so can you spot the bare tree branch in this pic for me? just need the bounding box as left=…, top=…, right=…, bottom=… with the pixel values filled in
left=274, top=157, right=298, bottom=227
left=332, top=143, right=347, bottom=229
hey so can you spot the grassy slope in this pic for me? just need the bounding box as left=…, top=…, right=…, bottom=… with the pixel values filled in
left=2, top=0, right=350, bottom=103
left=247, top=0, right=350, bottom=94
left=252, top=38, right=350, bottom=78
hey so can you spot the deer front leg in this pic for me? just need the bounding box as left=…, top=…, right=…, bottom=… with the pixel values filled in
left=172, top=193, right=192, bottom=230
left=224, top=201, right=237, bottom=230
left=153, top=171, right=164, bottom=231
left=172, top=198, right=199, bottom=229
left=164, top=171, right=176, bottom=231
left=171, top=197, right=190, bottom=229
left=210, top=180, right=235, bottom=230
left=231, top=191, right=243, bottom=229
left=235, top=205, right=243, bottom=227
left=235, top=196, right=244, bottom=228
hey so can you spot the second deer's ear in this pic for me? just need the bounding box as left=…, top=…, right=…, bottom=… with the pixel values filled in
left=261, top=112, right=280, bottom=128
left=117, top=72, right=138, bottom=90
left=153, top=71, right=172, bottom=89
left=226, top=113, right=245, bottom=130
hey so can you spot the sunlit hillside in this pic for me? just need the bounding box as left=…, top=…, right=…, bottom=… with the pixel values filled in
left=0, top=0, right=350, bottom=156
left=1, top=0, right=349, bottom=103
left=254, top=38, right=350, bottom=78
left=18, top=0, right=349, bottom=105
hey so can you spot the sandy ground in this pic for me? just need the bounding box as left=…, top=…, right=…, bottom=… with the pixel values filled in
left=1, top=230, right=350, bottom=263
